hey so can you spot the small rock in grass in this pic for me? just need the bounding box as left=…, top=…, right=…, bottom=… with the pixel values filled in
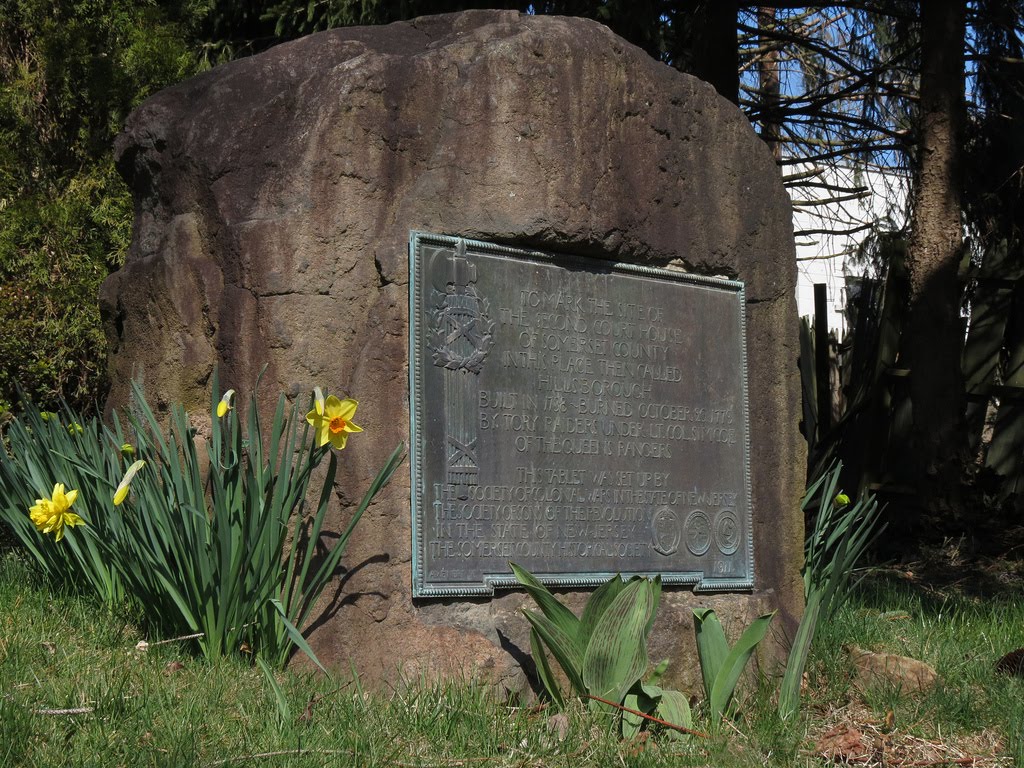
left=546, top=712, right=569, bottom=743
left=847, top=645, right=939, bottom=693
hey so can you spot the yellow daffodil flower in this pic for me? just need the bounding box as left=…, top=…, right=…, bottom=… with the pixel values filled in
left=305, top=395, right=362, bottom=450
left=67, top=422, right=83, bottom=435
left=121, top=443, right=135, bottom=457
left=29, top=483, right=84, bottom=542
left=216, top=389, right=235, bottom=418
left=834, top=493, right=850, bottom=507
left=113, top=460, right=147, bottom=506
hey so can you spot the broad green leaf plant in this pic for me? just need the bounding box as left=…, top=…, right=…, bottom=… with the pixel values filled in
left=511, top=563, right=694, bottom=740
left=0, top=372, right=404, bottom=669
left=692, top=607, right=775, bottom=726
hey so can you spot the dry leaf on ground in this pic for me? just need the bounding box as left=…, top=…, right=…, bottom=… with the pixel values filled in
left=815, top=724, right=870, bottom=761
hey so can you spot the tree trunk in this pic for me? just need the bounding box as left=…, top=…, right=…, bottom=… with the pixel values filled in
left=664, top=1, right=739, bottom=104
left=897, top=0, right=967, bottom=520
left=757, top=7, right=783, bottom=160
left=690, top=2, right=740, bottom=104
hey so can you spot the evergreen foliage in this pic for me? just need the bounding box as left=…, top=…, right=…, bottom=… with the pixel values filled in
left=0, top=0, right=197, bottom=413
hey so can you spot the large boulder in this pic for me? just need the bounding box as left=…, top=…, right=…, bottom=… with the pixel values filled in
left=101, top=10, right=804, bottom=693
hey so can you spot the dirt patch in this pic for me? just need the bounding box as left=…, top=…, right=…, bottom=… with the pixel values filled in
left=807, top=703, right=1012, bottom=767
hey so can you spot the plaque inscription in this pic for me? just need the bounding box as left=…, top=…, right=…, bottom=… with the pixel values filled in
left=409, top=233, right=754, bottom=596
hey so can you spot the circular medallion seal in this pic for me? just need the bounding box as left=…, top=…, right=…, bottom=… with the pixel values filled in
left=683, top=510, right=712, bottom=556
left=650, top=507, right=681, bottom=556
left=714, top=509, right=740, bottom=555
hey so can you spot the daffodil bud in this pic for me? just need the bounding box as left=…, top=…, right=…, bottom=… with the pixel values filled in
left=113, top=460, right=147, bottom=506
left=216, top=389, right=235, bottom=418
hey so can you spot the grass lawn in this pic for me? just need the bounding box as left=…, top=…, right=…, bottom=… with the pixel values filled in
left=1, top=550, right=1022, bottom=767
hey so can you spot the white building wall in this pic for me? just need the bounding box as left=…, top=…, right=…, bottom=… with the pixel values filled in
left=790, top=165, right=908, bottom=338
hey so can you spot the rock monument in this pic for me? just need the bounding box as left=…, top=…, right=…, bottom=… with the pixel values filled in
left=101, top=10, right=804, bottom=693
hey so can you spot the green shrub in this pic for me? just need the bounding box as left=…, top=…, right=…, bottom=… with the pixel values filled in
left=0, top=0, right=199, bottom=414
left=0, top=162, right=132, bottom=413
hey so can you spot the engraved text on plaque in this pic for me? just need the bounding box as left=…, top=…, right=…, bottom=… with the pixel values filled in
left=409, top=233, right=753, bottom=596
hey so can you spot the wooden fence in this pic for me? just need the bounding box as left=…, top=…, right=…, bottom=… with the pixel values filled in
left=800, top=236, right=1024, bottom=506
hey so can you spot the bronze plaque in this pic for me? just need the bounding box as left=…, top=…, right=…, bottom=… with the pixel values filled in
left=409, top=233, right=753, bottom=596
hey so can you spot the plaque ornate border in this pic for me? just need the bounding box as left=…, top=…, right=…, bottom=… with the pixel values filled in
left=409, top=232, right=755, bottom=597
